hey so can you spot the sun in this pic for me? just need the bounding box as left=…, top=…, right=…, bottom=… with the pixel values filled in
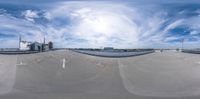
left=81, top=15, right=115, bottom=37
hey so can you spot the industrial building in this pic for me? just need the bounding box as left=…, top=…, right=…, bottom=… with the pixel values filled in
left=29, top=42, right=43, bottom=52
left=103, top=47, right=114, bottom=51
left=19, top=36, right=53, bottom=52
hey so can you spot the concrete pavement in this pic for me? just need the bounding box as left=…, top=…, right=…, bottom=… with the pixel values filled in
left=118, top=50, right=200, bottom=97
left=0, top=50, right=200, bottom=99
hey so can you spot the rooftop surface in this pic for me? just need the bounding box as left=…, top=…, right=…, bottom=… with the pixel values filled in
left=0, top=50, right=200, bottom=99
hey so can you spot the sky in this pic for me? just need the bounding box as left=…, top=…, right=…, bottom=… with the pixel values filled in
left=0, top=0, right=200, bottom=48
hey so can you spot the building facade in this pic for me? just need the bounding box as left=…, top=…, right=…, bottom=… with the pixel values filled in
left=30, top=42, right=43, bottom=52
left=19, top=41, right=31, bottom=51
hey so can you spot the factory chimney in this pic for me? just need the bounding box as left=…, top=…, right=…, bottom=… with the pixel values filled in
left=43, top=36, right=46, bottom=44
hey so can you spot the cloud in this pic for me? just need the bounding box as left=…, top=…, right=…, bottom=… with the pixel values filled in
left=0, top=13, right=45, bottom=48
left=42, top=1, right=170, bottom=48
left=163, top=19, right=184, bottom=33
left=190, top=31, right=199, bottom=35
left=0, top=39, right=19, bottom=48
left=1, top=1, right=200, bottom=48
left=22, top=10, right=39, bottom=22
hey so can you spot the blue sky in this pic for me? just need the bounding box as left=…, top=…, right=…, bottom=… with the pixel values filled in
left=0, top=0, right=200, bottom=48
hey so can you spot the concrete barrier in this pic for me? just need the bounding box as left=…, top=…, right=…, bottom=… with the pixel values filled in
left=0, top=51, right=39, bottom=55
left=73, top=50, right=154, bottom=57
left=182, top=50, right=200, bottom=54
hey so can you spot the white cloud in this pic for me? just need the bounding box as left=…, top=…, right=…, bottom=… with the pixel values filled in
left=0, top=14, right=45, bottom=44
left=190, top=31, right=199, bottom=35
left=164, top=36, right=179, bottom=42
left=164, top=19, right=183, bottom=33
left=42, top=1, right=168, bottom=48
left=0, top=9, right=6, bottom=14
left=43, top=12, right=52, bottom=20
left=0, top=39, right=18, bottom=48
left=1, top=1, right=200, bottom=48
left=1, top=2, right=174, bottom=48
left=22, top=10, right=39, bottom=22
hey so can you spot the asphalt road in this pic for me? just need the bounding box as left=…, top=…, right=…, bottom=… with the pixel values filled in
left=0, top=50, right=200, bottom=99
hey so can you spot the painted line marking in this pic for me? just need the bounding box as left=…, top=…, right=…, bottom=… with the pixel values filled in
left=62, top=58, right=66, bottom=69
left=16, top=61, right=26, bottom=66
left=16, top=61, right=23, bottom=65
left=20, top=61, right=23, bottom=65
left=196, top=61, right=200, bottom=65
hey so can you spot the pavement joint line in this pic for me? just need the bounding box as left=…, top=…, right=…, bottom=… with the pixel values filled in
left=66, top=58, right=70, bottom=68
left=117, top=59, right=124, bottom=68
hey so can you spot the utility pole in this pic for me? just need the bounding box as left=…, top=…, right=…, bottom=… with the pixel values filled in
left=181, top=39, right=184, bottom=50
